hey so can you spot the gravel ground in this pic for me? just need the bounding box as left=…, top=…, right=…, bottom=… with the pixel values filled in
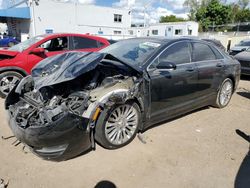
left=0, top=78, right=250, bottom=188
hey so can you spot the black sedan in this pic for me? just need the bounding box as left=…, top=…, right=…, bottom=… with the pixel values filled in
left=5, top=37, right=241, bottom=161
left=234, top=49, right=250, bottom=75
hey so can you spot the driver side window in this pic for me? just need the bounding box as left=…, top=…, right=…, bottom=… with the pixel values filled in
left=39, top=37, right=68, bottom=52
left=151, top=41, right=191, bottom=69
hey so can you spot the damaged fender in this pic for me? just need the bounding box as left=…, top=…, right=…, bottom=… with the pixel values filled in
left=5, top=51, right=145, bottom=161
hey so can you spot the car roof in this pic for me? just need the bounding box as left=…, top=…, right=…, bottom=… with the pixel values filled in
left=35, top=33, right=109, bottom=41
left=122, top=37, right=205, bottom=45
left=241, top=39, right=250, bottom=42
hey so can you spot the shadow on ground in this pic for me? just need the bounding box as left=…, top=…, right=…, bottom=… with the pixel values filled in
left=234, top=130, right=250, bottom=188
left=240, top=75, right=250, bottom=81
left=143, top=106, right=210, bottom=133
left=94, top=180, right=117, bottom=188
left=237, top=92, right=250, bottom=99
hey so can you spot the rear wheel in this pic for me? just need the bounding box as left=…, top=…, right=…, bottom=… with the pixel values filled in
left=95, top=102, right=140, bottom=149
left=0, top=71, right=23, bottom=98
left=214, top=78, right=233, bottom=108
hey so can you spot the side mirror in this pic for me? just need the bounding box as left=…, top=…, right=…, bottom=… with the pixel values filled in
left=156, top=61, right=177, bottom=70
left=30, top=48, right=45, bottom=55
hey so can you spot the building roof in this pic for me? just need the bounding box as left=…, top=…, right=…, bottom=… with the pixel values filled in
left=0, top=7, right=30, bottom=19
left=149, top=21, right=198, bottom=26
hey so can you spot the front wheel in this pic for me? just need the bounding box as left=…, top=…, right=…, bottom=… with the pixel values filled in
left=8, top=42, right=15, bottom=47
left=95, top=102, right=141, bottom=149
left=0, top=71, right=23, bottom=98
left=214, top=78, right=233, bottom=108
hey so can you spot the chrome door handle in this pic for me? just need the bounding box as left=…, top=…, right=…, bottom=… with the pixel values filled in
left=186, top=67, right=195, bottom=72
left=216, top=63, right=223, bottom=67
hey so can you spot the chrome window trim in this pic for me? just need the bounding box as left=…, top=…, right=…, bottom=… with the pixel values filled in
left=191, top=42, right=225, bottom=62
left=147, top=40, right=226, bottom=72
left=147, top=41, right=191, bottom=71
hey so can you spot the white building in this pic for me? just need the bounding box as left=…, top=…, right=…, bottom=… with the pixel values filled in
left=0, top=1, right=199, bottom=41
left=128, top=22, right=199, bottom=38
left=0, top=0, right=131, bottom=40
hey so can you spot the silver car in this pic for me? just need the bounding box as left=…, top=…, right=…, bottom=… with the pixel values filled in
left=230, top=39, right=250, bottom=56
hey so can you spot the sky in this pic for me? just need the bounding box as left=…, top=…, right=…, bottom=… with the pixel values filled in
left=77, top=0, right=238, bottom=24
left=84, top=0, right=189, bottom=24
left=0, top=0, right=239, bottom=24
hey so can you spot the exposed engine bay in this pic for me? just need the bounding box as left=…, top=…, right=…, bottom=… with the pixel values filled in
left=7, top=56, right=140, bottom=129
left=5, top=52, right=144, bottom=161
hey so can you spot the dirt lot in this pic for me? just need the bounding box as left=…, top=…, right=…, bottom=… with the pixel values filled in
left=0, top=78, right=250, bottom=188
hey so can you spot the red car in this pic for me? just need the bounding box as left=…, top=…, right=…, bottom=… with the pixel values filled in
left=0, top=33, right=110, bottom=97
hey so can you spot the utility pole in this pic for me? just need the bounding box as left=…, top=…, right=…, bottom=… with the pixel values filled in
left=143, top=0, right=154, bottom=28
left=237, top=21, right=240, bottom=34
left=29, top=0, right=39, bottom=37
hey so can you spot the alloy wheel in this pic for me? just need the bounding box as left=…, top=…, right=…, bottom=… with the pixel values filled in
left=219, top=80, right=233, bottom=106
left=0, top=75, right=20, bottom=96
left=104, top=104, right=139, bottom=145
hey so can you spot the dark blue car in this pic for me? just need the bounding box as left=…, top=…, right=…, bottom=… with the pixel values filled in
left=0, top=36, right=19, bottom=47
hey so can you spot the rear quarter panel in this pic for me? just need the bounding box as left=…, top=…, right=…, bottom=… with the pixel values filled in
left=223, top=56, right=241, bottom=91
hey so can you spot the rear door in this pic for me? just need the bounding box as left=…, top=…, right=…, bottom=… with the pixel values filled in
left=191, top=42, right=225, bottom=98
left=70, top=36, right=105, bottom=52
left=147, top=41, right=199, bottom=123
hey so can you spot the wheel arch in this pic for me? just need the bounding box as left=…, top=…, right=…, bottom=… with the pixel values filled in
left=126, top=97, right=145, bottom=130
left=226, top=74, right=236, bottom=91
left=0, top=67, right=28, bottom=77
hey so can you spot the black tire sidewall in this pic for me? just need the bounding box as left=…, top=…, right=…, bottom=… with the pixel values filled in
left=0, top=71, right=23, bottom=98
left=95, top=101, right=141, bottom=149
left=8, top=42, right=15, bottom=47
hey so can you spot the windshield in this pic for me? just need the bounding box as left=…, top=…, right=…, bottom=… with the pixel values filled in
left=100, top=39, right=163, bottom=66
left=8, top=36, right=45, bottom=52
left=236, top=41, right=250, bottom=46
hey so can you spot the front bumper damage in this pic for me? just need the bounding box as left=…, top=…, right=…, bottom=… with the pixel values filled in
left=7, top=110, right=91, bottom=161
left=5, top=78, right=92, bottom=161
left=5, top=52, right=143, bottom=161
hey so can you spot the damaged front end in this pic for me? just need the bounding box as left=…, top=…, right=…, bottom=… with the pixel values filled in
left=5, top=52, right=144, bottom=161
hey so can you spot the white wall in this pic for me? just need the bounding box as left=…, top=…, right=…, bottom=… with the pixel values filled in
left=128, top=22, right=199, bottom=38
left=0, top=23, right=7, bottom=33
left=30, top=0, right=131, bottom=37
left=199, top=32, right=250, bottom=49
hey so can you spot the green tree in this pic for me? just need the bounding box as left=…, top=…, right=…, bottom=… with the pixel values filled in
left=228, top=3, right=241, bottom=23
left=159, top=15, right=185, bottom=23
left=183, top=0, right=200, bottom=21
left=235, top=8, right=250, bottom=22
left=195, top=0, right=231, bottom=31
left=183, top=0, right=210, bottom=21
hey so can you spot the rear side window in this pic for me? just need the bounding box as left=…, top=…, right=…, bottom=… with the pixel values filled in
left=159, top=41, right=191, bottom=65
left=191, top=42, right=216, bottom=62
left=108, top=40, right=117, bottom=44
left=72, top=36, right=98, bottom=49
left=211, top=46, right=224, bottom=59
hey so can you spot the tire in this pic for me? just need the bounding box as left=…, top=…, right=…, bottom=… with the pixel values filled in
left=95, top=101, right=141, bottom=149
left=0, top=71, right=23, bottom=98
left=8, top=42, right=15, bottom=47
left=214, top=78, right=233, bottom=108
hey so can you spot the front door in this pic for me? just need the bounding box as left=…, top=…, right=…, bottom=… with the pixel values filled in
left=147, top=41, right=199, bottom=124
left=27, top=36, right=69, bottom=71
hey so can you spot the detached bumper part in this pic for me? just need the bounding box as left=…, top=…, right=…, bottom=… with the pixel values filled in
left=33, top=144, right=68, bottom=159
left=8, top=112, right=92, bottom=161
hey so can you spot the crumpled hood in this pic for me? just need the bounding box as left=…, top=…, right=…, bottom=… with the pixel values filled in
left=0, top=49, right=19, bottom=57
left=32, top=51, right=142, bottom=90
left=231, top=46, right=249, bottom=52
left=32, top=51, right=106, bottom=90
left=234, top=51, right=250, bottom=61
